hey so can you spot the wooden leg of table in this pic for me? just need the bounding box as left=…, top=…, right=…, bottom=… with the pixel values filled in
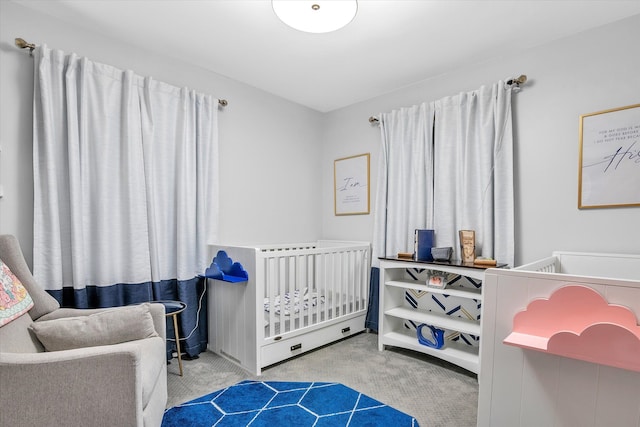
left=171, top=314, right=183, bottom=376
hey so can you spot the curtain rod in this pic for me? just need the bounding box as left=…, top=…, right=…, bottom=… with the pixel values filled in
left=368, top=74, right=528, bottom=124
left=15, top=37, right=229, bottom=107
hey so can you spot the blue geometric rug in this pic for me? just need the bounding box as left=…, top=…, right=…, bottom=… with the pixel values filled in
left=162, top=380, right=420, bottom=426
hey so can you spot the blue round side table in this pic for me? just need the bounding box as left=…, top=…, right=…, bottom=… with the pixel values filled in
left=156, top=300, right=187, bottom=376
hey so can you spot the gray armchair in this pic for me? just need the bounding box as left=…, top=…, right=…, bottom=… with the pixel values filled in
left=0, top=235, right=167, bottom=427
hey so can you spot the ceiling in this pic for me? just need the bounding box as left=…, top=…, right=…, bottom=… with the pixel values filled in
left=12, top=0, right=640, bottom=112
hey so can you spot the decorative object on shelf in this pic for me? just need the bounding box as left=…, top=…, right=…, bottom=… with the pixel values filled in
left=397, top=252, right=414, bottom=259
left=202, top=251, right=248, bottom=283
left=578, top=103, right=640, bottom=209
left=272, top=0, right=358, bottom=34
left=503, top=285, right=640, bottom=373
left=473, top=257, right=497, bottom=266
left=417, top=324, right=445, bottom=349
left=334, top=153, right=370, bottom=215
left=431, top=246, right=453, bottom=262
left=459, top=230, right=476, bottom=263
left=414, top=229, right=435, bottom=261
left=426, top=272, right=447, bottom=289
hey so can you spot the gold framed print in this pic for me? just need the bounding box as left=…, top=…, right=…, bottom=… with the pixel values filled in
left=334, top=153, right=370, bottom=215
left=578, top=104, right=640, bottom=209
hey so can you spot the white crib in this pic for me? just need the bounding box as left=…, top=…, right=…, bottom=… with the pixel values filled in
left=206, top=240, right=370, bottom=375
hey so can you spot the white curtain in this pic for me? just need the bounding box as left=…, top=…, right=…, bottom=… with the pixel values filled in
left=372, top=103, right=434, bottom=267
left=433, top=84, right=514, bottom=266
left=373, top=82, right=514, bottom=268
left=32, top=45, right=219, bottom=300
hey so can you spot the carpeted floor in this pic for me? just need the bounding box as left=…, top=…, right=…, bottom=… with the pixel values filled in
left=166, top=331, right=478, bottom=427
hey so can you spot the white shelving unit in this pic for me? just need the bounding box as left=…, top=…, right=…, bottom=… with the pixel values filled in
left=378, top=258, right=494, bottom=375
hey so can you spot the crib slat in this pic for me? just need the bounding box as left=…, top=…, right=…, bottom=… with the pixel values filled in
left=351, top=250, right=356, bottom=314
left=280, top=256, right=287, bottom=333
left=267, top=257, right=275, bottom=338
left=292, top=254, right=302, bottom=330
left=328, top=251, right=334, bottom=321
left=315, top=251, right=323, bottom=324
left=337, top=250, right=342, bottom=317
left=296, top=256, right=301, bottom=325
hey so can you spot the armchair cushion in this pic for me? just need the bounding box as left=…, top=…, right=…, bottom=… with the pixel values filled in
left=29, top=303, right=158, bottom=352
left=0, top=312, right=43, bottom=353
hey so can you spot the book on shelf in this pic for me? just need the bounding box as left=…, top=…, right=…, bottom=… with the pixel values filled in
left=414, top=229, right=435, bottom=261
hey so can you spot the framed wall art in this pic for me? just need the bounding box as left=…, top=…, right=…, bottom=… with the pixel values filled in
left=334, top=153, right=370, bottom=215
left=578, top=104, right=640, bottom=209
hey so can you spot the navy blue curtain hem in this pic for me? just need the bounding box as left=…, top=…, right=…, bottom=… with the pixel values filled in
left=364, top=267, right=379, bottom=332
left=47, top=276, right=208, bottom=358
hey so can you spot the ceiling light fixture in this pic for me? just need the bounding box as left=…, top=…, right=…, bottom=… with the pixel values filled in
left=272, top=0, right=358, bottom=34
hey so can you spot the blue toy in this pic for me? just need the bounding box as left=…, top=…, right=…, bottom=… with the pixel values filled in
left=416, top=323, right=445, bottom=349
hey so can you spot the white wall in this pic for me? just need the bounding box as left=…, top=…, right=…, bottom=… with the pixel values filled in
left=1, top=1, right=638, bottom=269
left=0, top=1, right=324, bottom=266
left=321, top=14, right=640, bottom=266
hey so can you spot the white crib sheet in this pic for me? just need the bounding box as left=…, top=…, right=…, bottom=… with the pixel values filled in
left=263, top=288, right=325, bottom=316
left=263, top=291, right=365, bottom=337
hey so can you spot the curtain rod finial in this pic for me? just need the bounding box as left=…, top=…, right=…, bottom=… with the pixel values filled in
left=506, top=74, right=527, bottom=87
left=15, top=38, right=35, bottom=51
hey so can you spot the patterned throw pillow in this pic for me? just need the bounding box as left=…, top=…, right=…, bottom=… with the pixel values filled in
left=0, top=260, right=34, bottom=326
